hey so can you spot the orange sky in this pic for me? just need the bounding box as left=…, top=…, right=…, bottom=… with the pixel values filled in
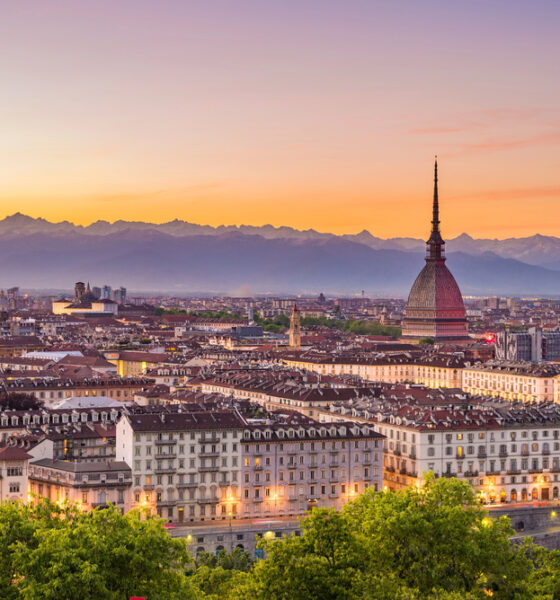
left=1, top=2, right=559, bottom=239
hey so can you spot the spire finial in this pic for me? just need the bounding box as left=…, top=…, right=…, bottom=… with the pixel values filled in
left=427, top=156, right=444, bottom=261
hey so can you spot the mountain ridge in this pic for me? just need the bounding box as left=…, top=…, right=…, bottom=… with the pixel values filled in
left=0, top=217, right=559, bottom=295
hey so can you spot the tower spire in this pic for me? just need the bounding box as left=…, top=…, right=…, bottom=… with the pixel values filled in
left=427, top=156, right=445, bottom=261
left=432, top=156, right=439, bottom=235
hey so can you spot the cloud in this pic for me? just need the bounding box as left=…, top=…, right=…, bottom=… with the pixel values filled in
left=447, top=131, right=560, bottom=155
left=88, top=182, right=225, bottom=205
left=409, top=107, right=560, bottom=138
left=450, top=185, right=560, bottom=202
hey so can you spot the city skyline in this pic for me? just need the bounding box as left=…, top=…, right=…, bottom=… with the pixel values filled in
left=2, top=1, right=560, bottom=238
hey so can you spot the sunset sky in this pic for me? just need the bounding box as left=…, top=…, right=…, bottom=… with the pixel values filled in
left=1, top=1, right=559, bottom=239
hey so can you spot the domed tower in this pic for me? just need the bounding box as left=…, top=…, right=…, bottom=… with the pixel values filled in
left=401, top=159, right=469, bottom=341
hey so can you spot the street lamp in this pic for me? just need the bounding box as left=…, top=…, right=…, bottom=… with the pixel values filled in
left=228, top=511, right=233, bottom=552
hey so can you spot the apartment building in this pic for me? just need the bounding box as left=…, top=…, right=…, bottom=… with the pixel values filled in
left=462, top=361, right=560, bottom=403
left=240, top=420, right=383, bottom=518
left=116, top=410, right=245, bottom=523
left=282, top=353, right=464, bottom=390
left=0, top=446, right=31, bottom=502
left=378, top=402, right=560, bottom=504
left=28, top=460, right=131, bottom=510
left=3, top=377, right=151, bottom=403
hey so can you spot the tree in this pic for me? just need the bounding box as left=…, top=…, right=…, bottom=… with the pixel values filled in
left=418, top=337, right=435, bottom=345
left=1, top=500, right=193, bottom=600
left=344, top=474, right=533, bottom=599
left=190, top=549, right=253, bottom=599
left=234, top=476, right=535, bottom=600
left=0, top=392, right=43, bottom=410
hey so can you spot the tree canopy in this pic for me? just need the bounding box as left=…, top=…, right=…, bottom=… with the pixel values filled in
left=4, top=477, right=560, bottom=599
left=0, top=500, right=192, bottom=600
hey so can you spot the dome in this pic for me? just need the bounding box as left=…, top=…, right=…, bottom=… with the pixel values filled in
left=401, top=159, right=469, bottom=341
left=406, top=261, right=465, bottom=313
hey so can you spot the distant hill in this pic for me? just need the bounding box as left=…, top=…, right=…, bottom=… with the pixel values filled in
left=0, top=214, right=559, bottom=295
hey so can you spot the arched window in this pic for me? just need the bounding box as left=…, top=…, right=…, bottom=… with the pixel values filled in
left=510, top=489, right=517, bottom=502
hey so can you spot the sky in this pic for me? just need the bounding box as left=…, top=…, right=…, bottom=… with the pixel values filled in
left=1, top=0, right=559, bottom=239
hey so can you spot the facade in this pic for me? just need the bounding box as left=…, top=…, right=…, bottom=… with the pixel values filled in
left=379, top=403, right=560, bottom=504
left=401, top=160, right=469, bottom=341
left=28, top=459, right=131, bottom=510
left=496, top=329, right=535, bottom=361
left=282, top=354, right=464, bottom=390
left=0, top=446, right=31, bottom=502
left=288, top=304, right=301, bottom=350
left=462, top=361, right=560, bottom=403
left=240, top=421, right=383, bottom=518
left=116, top=411, right=245, bottom=523
left=497, top=327, right=560, bottom=362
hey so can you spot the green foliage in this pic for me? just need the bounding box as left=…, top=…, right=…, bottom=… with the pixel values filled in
left=190, top=549, right=253, bottom=599
left=189, top=309, right=243, bottom=320
left=7, top=481, right=560, bottom=600
left=300, top=315, right=401, bottom=338
left=154, top=307, right=187, bottom=315
left=231, top=476, right=535, bottom=600
left=253, top=312, right=290, bottom=333
left=418, top=336, right=435, bottom=345
left=0, top=500, right=192, bottom=600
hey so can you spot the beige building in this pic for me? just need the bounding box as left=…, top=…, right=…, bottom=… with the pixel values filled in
left=462, top=362, right=560, bottom=403
left=0, top=446, right=31, bottom=502
left=283, top=355, right=463, bottom=390
left=28, top=460, right=131, bottom=510
left=116, top=411, right=245, bottom=523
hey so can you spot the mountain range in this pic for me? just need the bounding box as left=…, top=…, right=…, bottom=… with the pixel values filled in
left=1, top=213, right=559, bottom=296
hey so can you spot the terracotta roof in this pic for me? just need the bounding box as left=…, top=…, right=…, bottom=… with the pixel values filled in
left=0, top=446, right=32, bottom=460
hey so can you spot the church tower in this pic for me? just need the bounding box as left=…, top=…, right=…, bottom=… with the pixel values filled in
left=289, top=303, right=301, bottom=349
left=401, top=159, right=469, bottom=341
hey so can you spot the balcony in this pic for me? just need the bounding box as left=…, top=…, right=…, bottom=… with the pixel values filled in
left=477, top=450, right=487, bottom=458
left=197, top=497, right=219, bottom=504
left=542, top=449, right=551, bottom=456
left=156, top=499, right=177, bottom=507
left=156, top=452, right=176, bottom=459
left=199, top=465, right=220, bottom=472
left=143, top=484, right=155, bottom=491
left=499, top=450, right=508, bottom=458
left=507, top=470, right=521, bottom=475
left=200, top=436, right=220, bottom=443
left=198, top=451, right=220, bottom=458
left=176, top=481, right=197, bottom=488
left=154, top=468, right=175, bottom=474
left=155, top=439, right=177, bottom=446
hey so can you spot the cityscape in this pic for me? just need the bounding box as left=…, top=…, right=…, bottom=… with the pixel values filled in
left=2, top=1, right=560, bottom=599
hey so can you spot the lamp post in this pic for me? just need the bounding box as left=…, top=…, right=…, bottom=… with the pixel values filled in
left=228, top=511, right=233, bottom=552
